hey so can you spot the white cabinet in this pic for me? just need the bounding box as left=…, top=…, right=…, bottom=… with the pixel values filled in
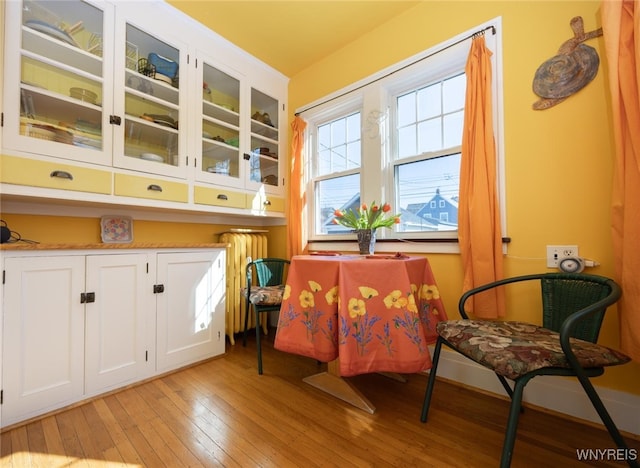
left=2, top=0, right=115, bottom=166
left=156, top=250, right=226, bottom=372
left=192, top=53, right=286, bottom=198
left=84, top=253, right=153, bottom=394
left=2, top=0, right=189, bottom=179
left=194, top=55, right=244, bottom=188
left=112, top=4, right=189, bottom=179
left=1, top=0, right=289, bottom=216
left=1, top=247, right=226, bottom=427
left=247, top=86, right=284, bottom=194
left=2, top=255, right=86, bottom=424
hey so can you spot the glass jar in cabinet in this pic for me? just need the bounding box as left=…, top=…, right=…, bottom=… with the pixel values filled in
left=112, top=15, right=188, bottom=179
left=247, top=88, right=282, bottom=192
left=195, top=60, right=243, bottom=188
left=2, top=0, right=113, bottom=166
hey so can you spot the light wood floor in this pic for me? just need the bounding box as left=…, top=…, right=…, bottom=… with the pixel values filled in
left=2, top=332, right=638, bottom=467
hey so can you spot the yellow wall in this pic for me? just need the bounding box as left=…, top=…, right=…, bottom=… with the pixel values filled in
left=0, top=213, right=285, bottom=249
left=288, top=0, right=639, bottom=396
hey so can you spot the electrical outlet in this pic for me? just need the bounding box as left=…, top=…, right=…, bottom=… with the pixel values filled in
left=546, top=245, right=579, bottom=268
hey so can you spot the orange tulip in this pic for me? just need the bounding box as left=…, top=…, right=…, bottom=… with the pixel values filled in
left=382, top=203, right=391, bottom=213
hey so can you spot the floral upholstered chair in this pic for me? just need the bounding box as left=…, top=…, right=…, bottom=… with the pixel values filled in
left=242, top=258, right=290, bottom=374
left=420, top=273, right=635, bottom=468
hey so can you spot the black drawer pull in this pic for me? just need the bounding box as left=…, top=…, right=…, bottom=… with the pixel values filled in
left=50, top=170, right=73, bottom=180
left=217, top=194, right=228, bottom=200
left=243, top=153, right=251, bottom=161
left=263, top=199, right=272, bottom=206
left=147, top=184, right=163, bottom=192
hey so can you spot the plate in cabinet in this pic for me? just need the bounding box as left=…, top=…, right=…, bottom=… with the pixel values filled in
left=25, top=20, right=79, bottom=47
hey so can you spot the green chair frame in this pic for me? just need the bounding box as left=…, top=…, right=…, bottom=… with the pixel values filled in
left=242, top=258, right=290, bottom=374
left=420, top=273, right=637, bottom=468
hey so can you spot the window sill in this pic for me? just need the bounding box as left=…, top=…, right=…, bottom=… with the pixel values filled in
left=307, top=239, right=462, bottom=255
left=308, top=237, right=510, bottom=255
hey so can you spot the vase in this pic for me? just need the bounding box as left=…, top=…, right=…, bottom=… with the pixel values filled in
left=355, top=229, right=376, bottom=255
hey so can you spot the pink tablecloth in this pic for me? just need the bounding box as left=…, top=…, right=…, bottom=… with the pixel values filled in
left=274, top=254, right=447, bottom=376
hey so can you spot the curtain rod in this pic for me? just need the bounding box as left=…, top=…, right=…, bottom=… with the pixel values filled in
left=295, top=25, right=496, bottom=117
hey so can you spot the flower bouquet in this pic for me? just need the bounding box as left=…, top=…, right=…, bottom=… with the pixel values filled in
left=333, top=202, right=401, bottom=254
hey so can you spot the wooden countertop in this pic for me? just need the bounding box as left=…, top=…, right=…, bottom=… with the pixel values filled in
left=0, top=242, right=228, bottom=251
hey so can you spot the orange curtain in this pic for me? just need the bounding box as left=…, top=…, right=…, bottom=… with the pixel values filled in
left=287, top=115, right=308, bottom=257
left=602, top=0, right=640, bottom=362
left=458, top=35, right=505, bottom=318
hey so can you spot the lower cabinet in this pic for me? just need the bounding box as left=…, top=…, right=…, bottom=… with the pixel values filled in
left=1, top=247, right=226, bottom=427
left=156, top=251, right=226, bottom=372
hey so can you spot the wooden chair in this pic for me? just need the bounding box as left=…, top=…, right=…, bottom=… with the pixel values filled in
left=242, top=258, right=290, bottom=374
left=420, top=273, right=636, bottom=468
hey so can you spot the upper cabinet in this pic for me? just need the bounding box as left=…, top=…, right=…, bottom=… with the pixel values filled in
left=111, top=9, right=188, bottom=179
left=1, top=0, right=288, bottom=214
left=194, top=54, right=243, bottom=188
left=248, top=87, right=282, bottom=192
left=192, top=50, right=285, bottom=197
left=3, top=0, right=114, bottom=166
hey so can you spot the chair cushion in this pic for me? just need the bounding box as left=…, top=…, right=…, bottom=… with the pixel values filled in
left=243, top=285, right=285, bottom=305
left=437, top=320, right=631, bottom=380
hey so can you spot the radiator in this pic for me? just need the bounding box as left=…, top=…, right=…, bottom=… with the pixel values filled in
left=220, top=232, right=268, bottom=345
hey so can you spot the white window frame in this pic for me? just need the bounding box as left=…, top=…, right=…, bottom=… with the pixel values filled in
left=300, top=18, right=505, bottom=254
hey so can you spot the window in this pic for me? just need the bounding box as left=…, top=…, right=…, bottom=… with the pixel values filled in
left=312, top=108, right=363, bottom=235
left=300, top=19, right=503, bottom=252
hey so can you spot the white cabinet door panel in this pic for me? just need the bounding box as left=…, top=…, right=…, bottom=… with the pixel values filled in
left=84, top=253, right=152, bottom=394
left=2, top=256, right=85, bottom=425
left=156, top=250, right=225, bottom=371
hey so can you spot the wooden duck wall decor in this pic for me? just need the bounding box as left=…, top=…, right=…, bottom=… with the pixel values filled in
left=532, top=16, right=603, bottom=110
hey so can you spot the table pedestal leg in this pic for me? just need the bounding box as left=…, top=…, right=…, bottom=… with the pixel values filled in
left=378, top=372, right=408, bottom=383
left=302, top=360, right=375, bottom=414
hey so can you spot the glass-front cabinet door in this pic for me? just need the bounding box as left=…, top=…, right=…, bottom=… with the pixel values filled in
left=248, top=88, right=281, bottom=192
left=112, top=11, right=187, bottom=179
left=195, top=58, right=243, bottom=188
left=3, top=0, right=113, bottom=166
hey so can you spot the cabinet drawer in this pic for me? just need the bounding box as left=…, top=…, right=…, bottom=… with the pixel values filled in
left=246, top=193, right=285, bottom=212
left=194, top=186, right=246, bottom=209
left=0, top=155, right=112, bottom=194
left=114, top=174, right=188, bottom=203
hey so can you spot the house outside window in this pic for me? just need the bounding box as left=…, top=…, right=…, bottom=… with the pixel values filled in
left=301, top=19, right=503, bottom=253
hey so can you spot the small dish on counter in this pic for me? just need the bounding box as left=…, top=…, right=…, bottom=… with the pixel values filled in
left=101, top=216, right=133, bottom=243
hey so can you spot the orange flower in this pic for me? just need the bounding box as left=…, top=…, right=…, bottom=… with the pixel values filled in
left=334, top=209, right=344, bottom=217
left=382, top=203, right=391, bottom=213
left=371, top=204, right=379, bottom=212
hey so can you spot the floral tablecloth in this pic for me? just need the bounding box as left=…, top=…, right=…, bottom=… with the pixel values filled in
left=274, top=254, right=447, bottom=376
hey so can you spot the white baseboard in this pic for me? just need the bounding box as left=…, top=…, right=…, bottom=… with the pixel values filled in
left=431, top=347, right=640, bottom=436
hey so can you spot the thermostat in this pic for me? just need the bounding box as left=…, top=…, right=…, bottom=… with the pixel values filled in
left=558, top=256, right=585, bottom=273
